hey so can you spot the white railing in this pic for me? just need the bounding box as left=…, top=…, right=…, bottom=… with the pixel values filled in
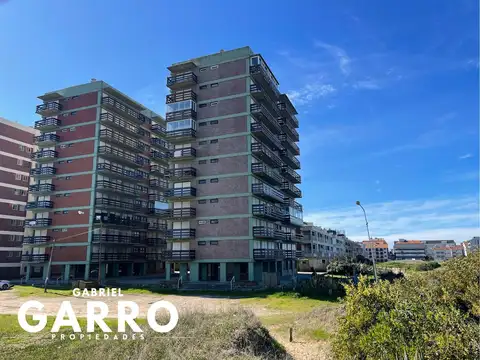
left=177, top=276, right=183, bottom=290
left=230, top=276, right=235, bottom=291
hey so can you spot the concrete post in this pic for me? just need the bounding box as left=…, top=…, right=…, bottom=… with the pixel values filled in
left=248, top=262, right=254, bottom=281
left=165, top=262, right=171, bottom=280
left=190, top=262, right=199, bottom=281
left=63, top=264, right=71, bottom=281
left=220, top=263, right=227, bottom=282
left=25, top=265, right=31, bottom=281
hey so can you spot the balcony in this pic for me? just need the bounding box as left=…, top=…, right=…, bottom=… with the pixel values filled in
left=36, top=102, right=62, bottom=116
left=281, top=182, right=302, bottom=198
left=284, top=232, right=304, bottom=242
left=252, top=204, right=285, bottom=221
left=21, top=254, right=49, bottom=263
left=150, top=150, right=170, bottom=164
left=280, top=149, right=300, bottom=170
left=251, top=163, right=283, bottom=185
left=253, top=226, right=286, bottom=241
left=97, top=163, right=149, bottom=182
left=250, top=103, right=281, bottom=134
left=165, top=109, right=197, bottom=122
left=281, top=166, right=301, bottom=184
left=148, top=193, right=166, bottom=202
left=251, top=143, right=282, bottom=168
left=165, top=167, right=197, bottom=180
left=31, top=150, right=58, bottom=162
left=251, top=122, right=282, bottom=150
left=279, top=134, right=300, bottom=156
left=151, top=124, right=166, bottom=137
left=150, top=164, right=167, bottom=176
left=163, top=250, right=196, bottom=261
left=166, top=90, right=197, bottom=104
left=147, top=238, right=167, bottom=247
left=23, top=236, right=51, bottom=245
left=35, top=117, right=61, bottom=131
left=96, top=180, right=147, bottom=198
left=169, top=147, right=196, bottom=161
left=252, top=183, right=284, bottom=203
left=99, top=129, right=145, bottom=153
left=29, top=183, right=55, bottom=194
left=94, top=213, right=149, bottom=229
left=34, top=134, right=60, bottom=146
left=284, top=250, right=303, bottom=259
left=95, top=198, right=146, bottom=213
left=150, top=207, right=196, bottom=219
left=149, top=178, right=169, bottom=190
left=165, top=187, right=197, bottom=199
left=92, top=234, right=146, bottom=246
left=166, top=128, right=196, bottom=143
left=26, top=201, right=54, bottom=211
left=100, top=113, right=144, bottom=138
left=30, top=167, right=56, bottom=178
left=253, top=249, right=284, bottom=260
left=91, top=253, right=138, bottom=262
left=148, top=222, right=168, bottom=232
left=250, top=64, right=280, bottom=101
left=166, top=229, right=196, bottom=240
left=101, top=97, right=147, bottom=124
left=24, top=218, right=52, bottom=228
left=278, top=118, right=299, bottom=142
left=150, top=137, right=169, bottom=150
left=167, top=72, right=198, bottom=90
left=98, top=146, right=147, bottom=168
left=277, top=95, right=299, bottom=128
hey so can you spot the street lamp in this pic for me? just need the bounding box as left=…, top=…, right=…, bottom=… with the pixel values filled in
left=44, top=239, right=55, bottom=293
left=356, top=201, right=378, bottom=282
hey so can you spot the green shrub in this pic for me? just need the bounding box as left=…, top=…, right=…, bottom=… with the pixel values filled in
left=332, top=252, right=480, bottom=360
left=415, top=261, right=441, bottom=271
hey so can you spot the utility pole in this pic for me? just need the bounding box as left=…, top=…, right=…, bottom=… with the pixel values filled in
left=44, top=239, right=55, bottom=293
left=97, top=218, right=103, bottom=285
left=356, top=201, right=378, bottom=282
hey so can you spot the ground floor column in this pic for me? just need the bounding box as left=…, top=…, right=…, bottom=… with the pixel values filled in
left=248, top=262, right=254, bottom=281
left=84, top=262, right=90, bottom=280
left=112, top=263, right=120, bottom=277
left=179, top=263, right=187, bottom=279
left=165, top=262, right=171, bottom=280
left=42, top=265, right=49, bottom=280
left=190, top=262, right=198, bottom=281
left=63, top=264, right=71, bottom=281
left=219, top=262, right=226, bottom=282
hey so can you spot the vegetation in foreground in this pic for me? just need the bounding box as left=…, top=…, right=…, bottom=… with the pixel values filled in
left=333, top=252, right=480, bottom=360
left=0, top=309, right=289, bottom=360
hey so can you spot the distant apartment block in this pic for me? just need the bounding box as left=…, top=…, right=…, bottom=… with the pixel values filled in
left=462, top=236, right=480, bottom=255
left=22, top=80, right=168, bottom=281
left=393, top=239, right=426, bottom=260
left=300, top=222, right=346, bottom=258
left=163, top=47, right=303, bottom=285
left=431, top=244, right=464, bottom=261
left=345, top=238, right=364, bottom=258
left=424, top=240, right=456, bottom=258
left=0, top=117, right=37, bottom=279
left=362, top=238, right=389, bottom=262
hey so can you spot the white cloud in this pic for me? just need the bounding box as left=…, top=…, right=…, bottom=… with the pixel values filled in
left=353, top=79, right=381, bottom=90
left=304, top=196, right=479, bottom=247
left=459, top=153, right=473, bottom=160
left=314, top=41, right=351, bottom=75
left=287, top=82, right=336, bottom=106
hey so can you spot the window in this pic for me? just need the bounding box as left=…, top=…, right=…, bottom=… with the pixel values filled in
left=251, top=56, right=260, bottom=66
left=63, top=210, right=69, bottom=214
left=166, top=99, right=196, bottom=114
left=22, top=175, right=28, bottom=182
left=56, top=194, right=62, bottom=197
left=210, top=241, right=219, bottom=245
left=58, top=160, right=65, bottom=164
left=12, top=204, right=19, bottom=210
left=210, top=139, right=218, bottom=144
left=198, top=179, right=207, bottom=184
left=60, top=145, right=67, bottom=149
left=62, top=228, right=68, bottom=232
left=199, top=140, right=207, bottom=145
left=210, top=178, right=219, bottom=183
left=71, top=96, right=79, bottom=100
left=198, top=160, right=206, bottom=164
left=17, top=159, right=23, bottom=166
left=211, top=83, right=219, bottom=88
left=210, top=219, right=219, bottom=224
left=68, top=144, right=73, bottom=147
left=199, top=67, right=208, bottom=72
left=166, top=118, right=196, bottom=132
left=67, top=160, right=73, bottom=163
left=198, top=241, right=207, bottom=245
left=199, top=123, right=207, bottom=127
left=8, top=252, right=12, bottom=258
left=210, top=159, right=218, bottom=163
left=64, top=193, right=71, bottom=197
left=210, top=120, right=218, bottom=125
left=70, top=127, right=76, bottom=131
left=210, top=65, right=219, bottom=70
left=15, top=173, right=21, bottom=180
left=19, top=205, right=25, bottom=211
left=27, top=147, right=32, bottom=153
left=70, top=111, right=77, bottom=115
left=63, top=113, right=69, bottom=117
left=53, top=229, right=61, bottom=232
left=198, top=199, right=206, bottom=204
left=66, top=176, right=72, bottom=180
left=199, top=85, right=207, bottom=90
left=62, top=128, right=68, bottom=132
left=198, top=220, right=207, bottom=225
left=210, top=101, right=218, bottom=106
left=9, top=235, right=15, bottom=242
left=210, top=198, right=218, bottom=203
left=199, top=104, right=207, bottom=108
left=54, top=211, right=61, bottom=215
left=19, top=145, right=25, bottom=151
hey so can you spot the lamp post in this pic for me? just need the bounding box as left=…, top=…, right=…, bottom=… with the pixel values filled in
left=44, top=239, right=55, bottom=293
left=356, top=201, right=378, bottom=282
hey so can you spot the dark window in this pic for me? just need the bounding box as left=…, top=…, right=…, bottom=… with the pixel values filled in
left=210, top=65, right=218, bottom=70
left=64, top=193, right=71, bottom=197
left=210, top=120, right=218, bottom=125
left=56, top=194, right=62, bottom=198
left=66, top=176, right=72, bottom=180
left=70, top=111, right=77, bottom=115
left=198, top=179, right=207, bottom=184
left=198, top=241, right=207, bottom=245
left=71, top=95, right=79, bottom=100
left=199, top=104, right=207, bottom=108
left=199, top=67, right=207, bottom=72
left=199, top=140, right=207, bottom=145
left=58, top=161, right=65, bottom=164
left=54, top=211, right=61, bottom=215
left=67, top=160, right=73, bottom=163
left=210, top=101, right=218, bottom=106
left=198, top=220, right=207, bottom=225
left=63, top=210, right=69, bottom=214
left=210, top=241, right=219, bottom=245
left=211, top=83, right=219, bottom=88
left=210, top=198, right=218, bottom=203
left=210, top=159, right=218, bottom=163
left=198, top=200, right=207, bottom=204
left=199, top=160, right=207, bottom=164
left=210, top=219, right=219, bottom=224
left=61, top=129, right=68, bottom=132
left=199, top=122, right=207, bottom=127
left=210, top=178, right=219, bottom=183
left=199, top=85, right=208, bottom=90
left=210, top=139, right=218, bottom=144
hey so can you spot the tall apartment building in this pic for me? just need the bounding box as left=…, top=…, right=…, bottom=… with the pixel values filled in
left=0, top=117, right=37, bottom=279
left=162, top=47, right=303, bottom=285
left=393, top=239, right=426, bottom=260
left=463, top=236, right=480, bottom=255
left=362, top=238, right=389, bottom=262
left=345, top=238, right=363, bottom=258
left=22, top=80, right=169, bottom=281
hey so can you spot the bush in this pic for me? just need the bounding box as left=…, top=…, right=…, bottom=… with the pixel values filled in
left=332, top=252, right=480, bottom=359
left=327, top=259, right=373, bottom=276
left=416, top=261, right=441, bottom=271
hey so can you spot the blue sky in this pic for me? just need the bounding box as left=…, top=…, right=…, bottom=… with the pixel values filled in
left=0, top=0, right=478, bottom=244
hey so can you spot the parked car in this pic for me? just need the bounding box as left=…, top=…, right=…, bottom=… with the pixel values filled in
left=0, top=280, right=12, bottom=290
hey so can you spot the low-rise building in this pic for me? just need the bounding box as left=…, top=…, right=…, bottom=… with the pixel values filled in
left=424, top=240, right=456, bottom=258
left=362, top=238, right=389, bottom=262
left=431, top=245, right=464, bottom=261
left=393, top=239, right=426, bottom=260
left=345, top=239, right=364, bottom=258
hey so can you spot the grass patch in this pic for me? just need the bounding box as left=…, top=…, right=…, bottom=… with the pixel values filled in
left=240, top=292, right=336, bottom=312
left=310, top=328, right=330, bottom=340
left=12, top=285, right=73, bottom=297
